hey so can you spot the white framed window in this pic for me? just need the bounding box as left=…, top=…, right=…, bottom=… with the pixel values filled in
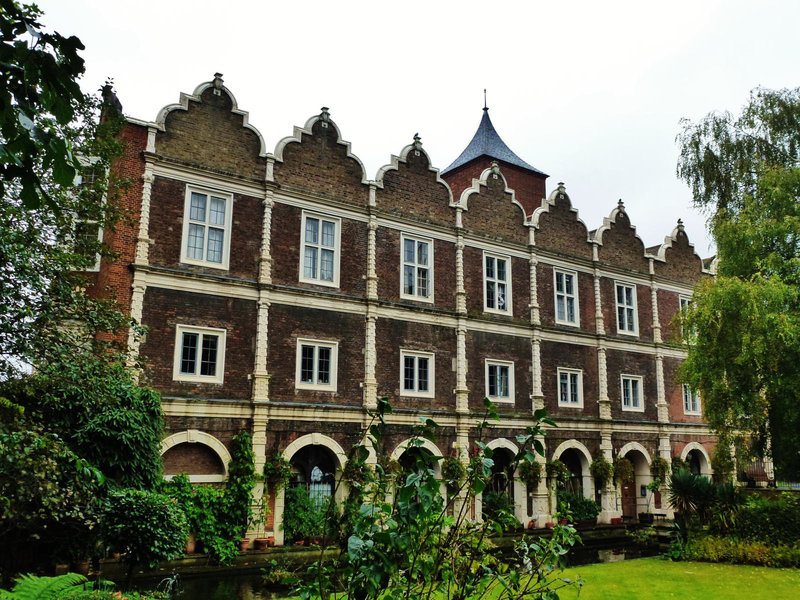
left=483, top=252, right=512, bottom=314
left=400, top=234, right=433, bottom=302
left=172, top=325, right=226, bottom=384
left=400, top=350, right=435, bottom=398
left=300, top=211, right=341, bottom=287
left=682, top=384, right=701, bottom=415
left=615, top=282, right=638, bottom=335
left=679, top=295, right=694, bottom=339
left=180, top=187, right=233, bottom=270
left=557, top=368, right=583, bottom=408
left=621, top=375, right=644, bottom=412
left=295, top=339, right=338, bottom=392
left=485, top=359, right=515, bottom=403
left=73, top=160, right=106, bottom=272
left=554, top=269, right=579, bottom=325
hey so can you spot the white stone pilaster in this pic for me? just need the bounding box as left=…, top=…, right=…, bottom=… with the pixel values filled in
left=655, top=354, right=668, bottom=423
left=259, top=191, right=274, bottom=285
left=598, top=345, right=611, bottom=420
left=651, top=282, right=662, bottom=343
left=135, top=165, right=154, bottom=265
left=531, top=335, right=544, bottom=412
left=126, top=273, right=147, bottom=369
left=364, top=310, right=378, bottom=410
left=366, top=215, right=378, bottom=300
left=529, top=233, right=540, bottom=326
left=593, top=268, right=604, bottom=335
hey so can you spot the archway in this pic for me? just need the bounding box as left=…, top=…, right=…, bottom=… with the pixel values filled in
left=160, top=430, right=231, bottom=483
left=552, top=440, right=594, bottom=500
left=681, top=443, right=712, bottom=478
left=390, top=438, right=443, bottom=478
left=618, top=443, right=652, bottom=519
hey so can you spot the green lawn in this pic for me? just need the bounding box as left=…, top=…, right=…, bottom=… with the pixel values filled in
left=557, top=557, right=800, bottom=599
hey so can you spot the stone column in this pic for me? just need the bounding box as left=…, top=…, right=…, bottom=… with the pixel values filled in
left=598, top=428, right=621, bottom=522
left=363, top=213, right=378, bottom=410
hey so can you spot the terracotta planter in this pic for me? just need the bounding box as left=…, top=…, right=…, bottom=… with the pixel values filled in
left=295, top=540, right=305, bottom=546
left=239, top=538, right=250, bottom=552
left=559, top=518, right=568, bottom=525
left=253, top=538, right=269, bottom=551
left=185, top=531, right=197, bottom=554
left=528, top=520, right=536, bottom=529
left=610, top=517, right=623, bottom=525
left=545, top=521, right=555, bottom=529
left=267, top=536, right=275, bottom=547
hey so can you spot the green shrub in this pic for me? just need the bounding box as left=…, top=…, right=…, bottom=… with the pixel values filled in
left=613, top=457, right=634, bottom=485
left=727, top=492, right=800, bottom=544
left=102, top=489, right=188, bottom=581
left=546, top=459, right=569, bottom=485
left=650, top=456, right=669, bottom=481
left=671, top=456, right=689, bottom=475
left=441, top=456, right=467, bottom=494
left=518, top=459, right=543, bottom=488
left=481, top=491, right=520, bottom=532
left=263, top=452, right=292, bottom=491
left=557, top=489, right=601, bottom=521
left=283, top=486, right=330, bottom=542
left=683, top=535, right=800, bottom=568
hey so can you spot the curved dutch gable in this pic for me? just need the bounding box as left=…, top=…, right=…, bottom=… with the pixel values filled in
left=374, top=135, right=454, bottom=226
left=652, top=220, right=706, bottom=283
left=457, top=162, right=529, bottom=246
left=154, top=74, right=267, bottom=180
left=594, top=200, right=650, bottom=273
left=531, top=183, right=592, bottom=259
left=273, top=108, right=370, bottom=207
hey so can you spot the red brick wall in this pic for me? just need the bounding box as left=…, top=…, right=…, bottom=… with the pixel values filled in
left=271, top=202, right=367, bottom=297
left=612, top=432, right=659, bottom=459
left=163, top=442, right=225, bottom=475
left=164, top=416, right=251, bottom=452
left=273, top=120, right=369, bottom=206
left=375, top=319, right=457, bottom=411
left=376, top=149, right=454, bottom=227
left=147, top=176, right=263, bottom=280
left=155, top=87, right=266, bottom=180
left=92, top=122, right=148, bottom=343
left=653, top=229, right=705, bottom=284
left=375, top=228, right=456, bottom=310
left=546, top=431, right=602, bottom=461
left=540, top=341, right=599, bottom=418
left=465, top=331, right=531, bottom=411
left=533, top=195, right=593, bottom=260
left=663, top=357, right=705, bottom=424
left=658, top=290, right=682, bottom=343
left=268, top=305, right=365, bottom=406
left=460, top=174, right=528, bottom=246
left=596, top=211, right=650, bottom=274
left=139, top=287, right=256, bottom=399
left=606, top=350, right=658, bottom=422
left=442, top=158, right=547, bottom=216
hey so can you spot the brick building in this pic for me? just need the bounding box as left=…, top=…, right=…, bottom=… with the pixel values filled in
left=98, top=75, right=716, bottom=543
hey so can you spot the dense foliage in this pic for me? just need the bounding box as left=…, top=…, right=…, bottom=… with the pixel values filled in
left=682, top=535, right=800, bottom=568
left=518, top=458, right=542, bottom=488
left=102, top=489, right=188, bottom=582
left=283, top=486, right=331, bottom=543
left=589, top=457, right=613, bottom=488
left=557, top=490, right=601, bottom=522
left=718, top=492, right=800, bottom=545
left=613, top=457, right=633, bottom=485
left=441, top=456, right=467, bottom=494
left=649, top=456, right=669, bottom=482
left=263, top=451, right=292, bottom=490
left=677, top=87, right=800, bottom=480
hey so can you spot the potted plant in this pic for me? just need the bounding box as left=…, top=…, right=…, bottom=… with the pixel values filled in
left=613, top=456, right=634, bottom=486
left=590, top=456, right=614, bottom=489
left=239, top=537, right=250, bottom=552
left=546, top=459, right=569, bottom=485
left=253, top=537, right=269, bottom=551
left=519, top=459, right=543, bottom=489
left=442, top=455, right=467, bottom=495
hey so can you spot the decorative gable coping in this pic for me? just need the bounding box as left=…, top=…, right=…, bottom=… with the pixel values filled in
left=373, top=136, right=454, bottom=203
left=454, top=162, right=529, bottom=228
left=530, top=182, right=592, bottom=242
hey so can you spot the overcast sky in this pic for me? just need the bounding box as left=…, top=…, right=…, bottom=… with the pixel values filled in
left=38, top=0, right=800, bottom=256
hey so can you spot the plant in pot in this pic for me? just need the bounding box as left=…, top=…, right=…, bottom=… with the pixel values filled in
left=613, top=456, right=634, bottom=487
left=441, top=455, right=467, bottom=497
left=557, top=489, right=600, bottom=526
left=518, top=459, right=542, bottom=490
left=590, top=456, right=614, bottom=490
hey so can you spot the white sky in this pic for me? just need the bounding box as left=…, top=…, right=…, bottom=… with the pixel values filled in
left=38, top=0, right=800, bottom=256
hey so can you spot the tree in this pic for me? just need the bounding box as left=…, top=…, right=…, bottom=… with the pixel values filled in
left=677, top=87, right=800, bottom=480
left=1, top=0, right=87, bottom=210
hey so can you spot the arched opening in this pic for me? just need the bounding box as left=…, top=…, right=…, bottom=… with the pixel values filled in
left=481, top=448, right=518, bottom=522
left=284, top=444, right=337, bottom=543
left=559, top=449, right=585, bottom=496
left=398, top=446, right=436, bottom=477
left=686, top=448, right=711, bottom=478
left=163, top=442, right=225, bottom=480
left=619, top=448, right=651, bottom=520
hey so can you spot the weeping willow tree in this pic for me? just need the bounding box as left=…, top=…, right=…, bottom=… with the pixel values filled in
left=677, top=86, right=800, bottom=480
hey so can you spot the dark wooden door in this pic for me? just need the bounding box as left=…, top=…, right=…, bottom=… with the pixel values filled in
left=621, top=483, right=637, bottom=518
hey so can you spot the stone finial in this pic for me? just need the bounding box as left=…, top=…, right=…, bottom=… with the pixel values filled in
left=413, top=132, right=422, bottom=148
left=617, top=198, right=625, bottom=212
left=320, top=106, right=330, bottom=123
left=677, top=218, right=685, bottom=231
left=490, top=160, right=501, bottom=176
left=557, top=182, right=566, bottom=192
left=212, top=73, right=224, bottom=95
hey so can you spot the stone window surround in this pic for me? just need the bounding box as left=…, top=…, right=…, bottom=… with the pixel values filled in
left=299, top=211, right=341, bottom=288
left=484, top=358, right=515, bottom=403
left=483, top=251, right=512, bottom=315
left=553, top=268, right=579, bottom=326
left=295, top=338, right=339, bottom=392
left=179, top=185, right=233, bottom=270
left=172, top=324, right=227, bottom=385
left=621, top=374, right=645, bottom=412
left=399, top=349, right=435, bottom=398
left=400, top=233, right=434, bottom=303
left=557, top=367, right=584, bottom=408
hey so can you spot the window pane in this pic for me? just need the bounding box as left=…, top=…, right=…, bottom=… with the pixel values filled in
left=301, top=346, right=315, bottom=382
left=570, top=373, right=578, bottom=403
left=556, top=272, right=564, bottom=293
left=625, top=287, right=633, bottom=306
left=496, top=259, right=506, bottom=281
left=487, top=281, right=495, bottom=308
left=404, top=239, right=415, bottom=263
left=404, top=356, right=415, bottom=390
left=320, top=249, right=334, bottom=281
left=632, top=380, right=639, bottom=406
left=190, top=192, right=206, bottom=222
left=564, top=273, right=573, bottom=295
left=623, top=379, right=631, bottom=406
left=417, top=357, right=428, bottom=392
left=417, top=241, right=428, bottom=266
left=206, top=227, right=224, bottom=263
left=200, top=335, right=218, bottom=376
left=209, top=196, right=226, bottom=226
left=488, top=365, right=497, bottom=397
left=486, top=256, right=495, bottom=279
left=181, top=332, right=198, bottom=374
left=317, top=347, right=331, bottom=384
left=497, top=283, right=506, bottom=310
left=305, top=218, right=319, bottom=244
left=567, top=297, right=575, bottom=322
left=404, top=265, right=415, bottom=295
left=618, top=306, right=626, bottom=329
left=187, top=224, right=205, bottom=259
left=559, top=373, right=568, bottom=403
left=616, top=285, right=624, bottom=304
left=626, top=308, right=635, bottom=330
left=556, top=296, right=566, bottom=321
left=417, top=267, right=429, bottom=297
left=321, top=221, right=335, bottom=247
left=304, top=246, right=318, bottom=279
left=498, top=366, right=509, bottom=397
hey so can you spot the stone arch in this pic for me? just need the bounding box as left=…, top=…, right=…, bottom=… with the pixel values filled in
left=552, top=440, right=595, bottom=500
left=390, top=437, right=443, bottom=477
left=274, top=433, right=349, bottom=546
left=483, top=438, right=527, bottom=522
left=681, top=442, right=712, bottom=477
left=618, top=442, right=654, bottom=518
left=160, top=429, right=231, bottom=483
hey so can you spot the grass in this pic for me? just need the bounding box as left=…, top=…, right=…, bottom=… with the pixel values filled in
left=557, top=557, right=800, bottom=599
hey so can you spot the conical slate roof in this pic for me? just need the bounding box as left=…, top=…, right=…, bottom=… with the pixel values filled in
left=441, top=108, right=547, bottom=176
